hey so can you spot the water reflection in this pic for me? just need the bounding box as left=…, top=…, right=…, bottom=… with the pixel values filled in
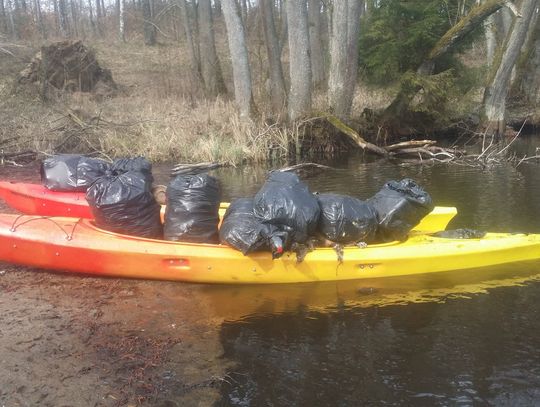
left=218, top=275, right=540, bottom=406
left=196, top=263, right=540, bottom=321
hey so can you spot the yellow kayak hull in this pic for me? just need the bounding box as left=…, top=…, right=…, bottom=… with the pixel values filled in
left=0, top=214, right=539, bottom=284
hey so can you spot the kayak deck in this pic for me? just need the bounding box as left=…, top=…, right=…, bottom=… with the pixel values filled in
left=1, top=214, right=539, bottom=284
left=0, top=181, right=457, bottom=233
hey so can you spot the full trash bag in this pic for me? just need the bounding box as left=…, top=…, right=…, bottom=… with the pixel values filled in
left=253, top=171, right=320, bottom=244
left=317, top=193, right=378, bottom=244
left=86, top=171, right=162, bottom=238
left=40, top=154, right=111, bottom=191
left=368, top=178, right=434, bottom=241
left=164, top=174, right=221, bottom=243
left=111, top=156, right=154, bottom=183
left=219, top=198, right=291, bottom=258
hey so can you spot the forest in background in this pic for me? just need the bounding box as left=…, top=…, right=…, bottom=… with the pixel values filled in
left=0, top=0, right=539, bottom=164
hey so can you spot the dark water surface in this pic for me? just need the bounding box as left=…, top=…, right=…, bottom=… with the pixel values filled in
left=3, top=136, right=540, bottom=406
left=156, top=137, right=540, bottom=406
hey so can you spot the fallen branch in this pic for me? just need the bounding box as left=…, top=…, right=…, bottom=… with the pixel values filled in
left=385, top=140, right=436, bottom=151
left=390, top=147, right=456, bottom=161
left=322, top=114, right=389, bottom=157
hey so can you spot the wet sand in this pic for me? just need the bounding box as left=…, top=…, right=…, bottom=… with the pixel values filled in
left=0, top=163, right=228, bottom=406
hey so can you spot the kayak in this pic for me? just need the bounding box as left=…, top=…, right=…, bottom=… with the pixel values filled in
left=0, top=181, right=229, bottom=220
left=1, top=213, right=539, bottom=284
left=0, top=181, right=457, bottom=233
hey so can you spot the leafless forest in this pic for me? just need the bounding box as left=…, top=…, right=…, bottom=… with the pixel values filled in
left=0, top=0, right=539, bottom=163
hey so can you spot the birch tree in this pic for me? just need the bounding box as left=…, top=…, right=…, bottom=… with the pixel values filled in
left=482, top=0, right=539, bottom=135
left=261, top=0, right=287, bottom=116
left=198, top=0, right=227, bottom=96
left=286, top=0, right=312, bottom=121
left=328, top=0, right=361, bottom=119
left=222, top=0, right=255, bottom=117
left=119, top=0, right=125, bottom=41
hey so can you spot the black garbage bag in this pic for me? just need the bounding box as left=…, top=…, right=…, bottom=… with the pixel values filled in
left=368, top=178, right=434, bottom=241
left=219, top=198, right=291, bottom=258
left=253, top=171, right=320, bottom=244
left=86, top=171, right=162, bottom=238
left=111, top=157, right=154, bottom=183
left=317, top=193, right=378, bottom=244
left=40, top=154, right=111, bottom=191
left=164, top=174, right=221, bottom=243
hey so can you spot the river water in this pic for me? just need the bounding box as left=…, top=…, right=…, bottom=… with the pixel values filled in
left=161, top=136, right=540, bottom=406
left=2, top=136, right=540, bottom=406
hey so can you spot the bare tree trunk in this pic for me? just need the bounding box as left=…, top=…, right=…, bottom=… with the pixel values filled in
left=222, top=0, right=255, bottom=117
left=58, top=0, right=68, bottom=36
left=33, top=0, right=45, bottom=38
left=95, top=0, right=101, bottom=33
left=485, top=6, right=513, bottom=66
left=286, top=0, right=311, bottom=121
left=0, top=0, right=7, bottom=33
left=346, top=0, right=361, bottom=110
left=516, top=14, right=540, bottom=104
left=482, top=0, right=539, bottom=136
left=78, top=0, right=86, bottom=37
left=308, top=0, right=325, bottom=88
left=261, top=0, right=287, bottom=116
left=198, top=0, right=227, bottom=96
left=142, top=0, right=156, bottom=45
left=6, top=0, right=17, bottom=38
left=178, top=0, right=202, bottom=83
left=119, top=0, right=125, bottom=41
left=240, top=0, right=247, bottom=23
left=213, top=0, right=221, bottom=16
left=88, top=0, right=96, bottom=35
left=100, top=0, right=105, bottom=17
left=485, top=14, right=498, bottom=66
left=70, top=0, right=79, bottom=37
left=278, top=0, right=287, bottom=54
left=328, top=0, right=360, bottom=119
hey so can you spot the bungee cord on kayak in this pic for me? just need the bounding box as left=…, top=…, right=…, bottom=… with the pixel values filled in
left=9, top=214, right=83, bottom=241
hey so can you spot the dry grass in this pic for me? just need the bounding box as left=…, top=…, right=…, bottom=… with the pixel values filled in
left=0, top=36, right=394, bottom=165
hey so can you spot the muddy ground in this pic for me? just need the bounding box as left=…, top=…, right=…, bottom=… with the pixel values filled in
left=0, top=163, right=229, bottom=407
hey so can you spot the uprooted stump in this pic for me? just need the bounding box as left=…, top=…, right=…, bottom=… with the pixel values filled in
left=18, top=40, right=117, bottom=96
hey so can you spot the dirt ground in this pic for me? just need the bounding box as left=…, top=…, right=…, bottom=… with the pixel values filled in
left=0, top=163, right=229, bottom=407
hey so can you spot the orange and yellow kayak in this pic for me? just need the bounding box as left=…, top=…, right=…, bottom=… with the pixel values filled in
left=1, top=213, right=539, bottom=284
left=0, top=181, right=456, bottom=233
